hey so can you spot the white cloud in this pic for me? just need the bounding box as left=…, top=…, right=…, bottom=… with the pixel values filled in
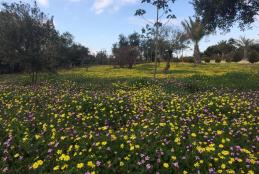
left=37, top=0, right=48, bottom=6
left=92, top=0, right=113, bottom=14
left=92, top=0, right=137, bottom=14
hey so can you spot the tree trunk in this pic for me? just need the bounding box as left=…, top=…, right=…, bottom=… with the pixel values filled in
left=31, top=72, right=34, bottom=85
left=193, top=42, right=201, bottom=64
left=35, top=71, right=38, bottom=84
left=243, top=48, right=248, bottom=60
left=154, top=5, right=159, bottom=79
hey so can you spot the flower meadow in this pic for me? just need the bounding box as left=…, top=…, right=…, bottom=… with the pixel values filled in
left=0, top=64, right=259, bottom=174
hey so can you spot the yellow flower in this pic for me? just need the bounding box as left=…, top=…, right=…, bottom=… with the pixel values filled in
left=219, top=144, right=224, bottom=148
left=183, top=171, right=188, bottom=174
left=135, top=144, right=140, bottom=149
left=35, top=134, right=41, bottom=140
left=237, top=158, right=242, bottom=162
left=248, top=170, right=254, bottom=174
left=159, top=122, right=166, bottom=127
left=130, top=144, right=135, bottom=151
left=37, top=160, right=43, bottom=165
left=101, top=141, right=107, bottom=146
left=120, top=161, right=124, bottom=166
left=194, top=162, right=199, bottom=168
left=250, top=159, right=256, bottom=164
left=217, top=130, right=223, bottom=135
left=59, top=154, right=70, bottom=161
left=222, top=150, right=229, bottom=156
left=174, top=138, right=180, bottom=143
left=87, top=161, right=96, bottom=168
left=171, top=156, right=177, bottom=161
left=226, top=169, right=235, bottom=174
left=57, top=149, right=62, bottom=154
left=32, top=160, right=43, bottom=169
left=61, top=164, right=68, bottom=170
left=111, top=134, right=117, bottom=141
left=53, top=165, right=59, bottom=171
left=218, top=169, right=223, bottom=173
left=163, top=163, right=169, bottom=168
left=14, top=153, right=20, bottom=158
left=191, top=133, right=197, bottom=137
left=221, top=164, right=226, bottom=169
left=77, top=163, right=84, bottom=169
left=32, top=162, right=39, bottom=169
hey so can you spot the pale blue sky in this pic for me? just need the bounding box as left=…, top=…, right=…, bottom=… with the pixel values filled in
left=2, top=0, right=259, bottom=55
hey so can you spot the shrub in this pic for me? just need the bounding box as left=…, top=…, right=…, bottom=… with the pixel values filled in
left=232, top=50, right=243, bottom=62
left=203, top=57, right=211, bottom=63
left=171, top=58, right=181, bottom=63
left=215, top=56, right=222, bottom=63
left=248, top=50, right=259, bottom=63
left=113, top=46, right=139, bottom=68
left=181, top=56, right=194, bottom=63
left=225, top=53, right=232, bottom=63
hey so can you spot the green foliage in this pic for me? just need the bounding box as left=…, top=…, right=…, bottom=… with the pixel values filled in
left=231, top=49, right=243, bottom=62
left=204, top=39, right=236, bottom=60
left=215, top=56, right=222, bottom=63
left=0, top=1, right=92, bottom=81
left=181, top=17, right=207, bottom=64
left=193, top=0, right=259, bottom=31
left=112, top=33, right=140, bottom=68
left=203, top=57, right=210, bottom=63
left=248, top=50, right=259, bottom=63
left=180, top=57, right=195, bottom=63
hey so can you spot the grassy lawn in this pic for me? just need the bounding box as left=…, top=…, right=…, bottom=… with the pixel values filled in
left=1, top=63, right=259, bottom=91
left=0, top=63, right=258, bottom=174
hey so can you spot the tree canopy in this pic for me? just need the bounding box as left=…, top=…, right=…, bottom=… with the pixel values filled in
left=0, top=1, right=93, bottom=83
left=193, top=0, right=259, bottom=31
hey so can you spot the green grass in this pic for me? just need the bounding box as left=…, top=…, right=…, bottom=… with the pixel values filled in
left=1, top=63, right=258, bottom=92
left=0, top=63, right=258, bottom=173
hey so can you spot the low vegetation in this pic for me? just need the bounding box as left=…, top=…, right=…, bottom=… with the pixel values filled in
left=0, top=64, right=258, bottom=174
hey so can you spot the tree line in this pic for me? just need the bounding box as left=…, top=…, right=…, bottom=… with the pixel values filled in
left=0, top=0, right=258, bottom=80
left=0, top=1, right=104, bottom=82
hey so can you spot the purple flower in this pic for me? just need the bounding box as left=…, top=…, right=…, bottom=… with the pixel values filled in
left=96, top=161, right=101, bottom=166
left=145, top=156, right=150, bottom=161
left=173, top=162, right=179, bottom=169
left=146, top=164, right=152, bottom=170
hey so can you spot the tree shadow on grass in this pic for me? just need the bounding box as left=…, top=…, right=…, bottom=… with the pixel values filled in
left=134, top=64, right=155, bottom=72
left=2, top=70, right=258, bottom=93
left=178, top=71, right=259, bottom=92
left=162, top=69, right=197, bottom=74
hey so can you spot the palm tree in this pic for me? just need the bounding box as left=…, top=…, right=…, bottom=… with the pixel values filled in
left=234, top=36, right=254, bottom=61
left=181, top=17, right=206, bottom=64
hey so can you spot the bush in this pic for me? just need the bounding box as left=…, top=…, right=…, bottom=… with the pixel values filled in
left=113, top=46, right=139, bottom=68
left=181, top=56, right=194, bottom=63
left=172, top=58, right=181, bottom=63
left=203, top=57, right=211, bottom=63
left=215, top=56, right=222, bottom=63
left=248, top=50, right=259, bottom=63
left=231, top=50, right=243, bottom=62
left=225, top=53, right=232, bottom=63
